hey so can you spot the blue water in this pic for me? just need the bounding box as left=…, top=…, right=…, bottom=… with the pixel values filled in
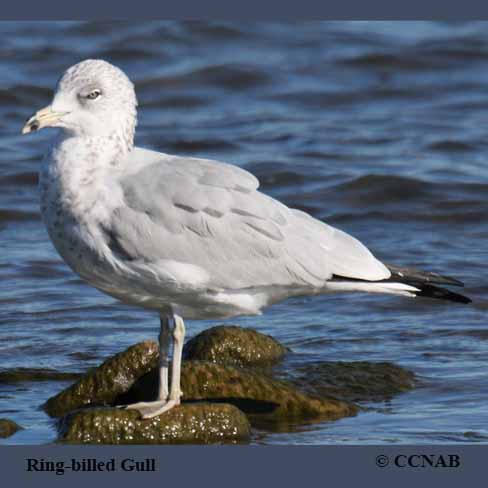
left=0, top=21, right=487, bottom=445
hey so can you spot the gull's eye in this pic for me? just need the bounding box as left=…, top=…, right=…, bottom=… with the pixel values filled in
left=85, top=89, right=101, bottom=100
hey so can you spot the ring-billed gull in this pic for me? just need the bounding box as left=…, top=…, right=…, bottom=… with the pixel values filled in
left=22, top=59, right=471, bottom=418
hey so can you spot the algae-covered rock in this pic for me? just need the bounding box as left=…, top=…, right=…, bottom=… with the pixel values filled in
left=44, top=341, right=159, bottom=418
left=58, top=403, right=250, bottom=445
left=45, top=338, right=356, bottom=424
left=40, top=330, right=416, bottom=443
left=121, top=360, right=357, bottom=421
left=0, top=368, right=82, bottom=383
left=183, top=325, right=289, bottom=367
left=0, top=418, right=23, bottom=438
left=183, top=361, right=356, bottom=419
left=287, top=361, right=415, bottom=402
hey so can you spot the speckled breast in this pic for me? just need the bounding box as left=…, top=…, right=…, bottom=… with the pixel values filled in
left=39, top=170, right=112, bottom=289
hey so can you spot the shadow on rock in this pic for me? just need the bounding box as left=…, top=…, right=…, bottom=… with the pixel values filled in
left=118, top=360, right=357, bottom=421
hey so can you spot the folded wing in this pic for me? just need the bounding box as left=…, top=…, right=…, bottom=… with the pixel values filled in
left=109, top=150, right=390, bottom=291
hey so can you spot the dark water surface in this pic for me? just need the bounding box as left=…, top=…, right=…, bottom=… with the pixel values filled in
left=0, top=21, right=487, bottom=445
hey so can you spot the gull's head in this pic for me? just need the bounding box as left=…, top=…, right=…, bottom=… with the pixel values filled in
left=22, top=59, right=137, bottom=148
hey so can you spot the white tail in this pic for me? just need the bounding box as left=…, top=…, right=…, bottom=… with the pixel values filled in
left=326, top=281, right=420, bottom=297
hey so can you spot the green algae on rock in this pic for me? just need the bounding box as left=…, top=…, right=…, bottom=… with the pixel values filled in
left=45, top=338, right=358, bottom=430
left=183, top=325, right=289, bottom=367
left=58, top=404, right=250, bottom=444
left=122, top=360, right=358, bottom=422
left=287, top=361, right=415, bottom=402
left=182, top=361, right=357, bottom=420
left=0, top=368, right=82, bottom=384
left=44, top=341, right=159, bottom=418
left=0, top=418, right=23, bottom=438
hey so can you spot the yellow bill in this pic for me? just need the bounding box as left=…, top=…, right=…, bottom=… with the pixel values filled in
left=22, top=106, right=67, bottom=134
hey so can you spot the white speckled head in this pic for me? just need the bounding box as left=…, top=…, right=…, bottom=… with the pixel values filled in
left=51, top=59, right=137, bottom=151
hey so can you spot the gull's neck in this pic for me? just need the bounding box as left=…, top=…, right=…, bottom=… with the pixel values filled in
left=46, top=133, right=130, bottom=183
left=40, top=133, right=129, bottom=225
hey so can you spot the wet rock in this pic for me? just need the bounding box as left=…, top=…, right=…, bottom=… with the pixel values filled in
left=287, top=361, right=415, bottom=402
left=183, top=325, right=289, bottom=367
left=0, top=368, right=82, bottom=384
left=46, top=339, right=356, bottom=425
left=0, top=418, right=23, bottom=438
left=44, top=341, right=159, bottom=418
left=121, top=361, right=358, bottom=422
left=58, top=403, right=250, bottom=444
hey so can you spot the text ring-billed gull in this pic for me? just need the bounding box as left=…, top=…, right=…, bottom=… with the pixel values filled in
left=21, top=59, right=471, bottom=418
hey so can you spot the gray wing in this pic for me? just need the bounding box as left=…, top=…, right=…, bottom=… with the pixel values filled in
left=109, top=150, right=389, bottom=291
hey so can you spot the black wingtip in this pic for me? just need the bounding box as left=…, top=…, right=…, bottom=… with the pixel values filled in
left=386, top=264, right=465, bottom=287
left=331, top=263, right=472, bottom=304
left=414, top=284, right=472, bottom=304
